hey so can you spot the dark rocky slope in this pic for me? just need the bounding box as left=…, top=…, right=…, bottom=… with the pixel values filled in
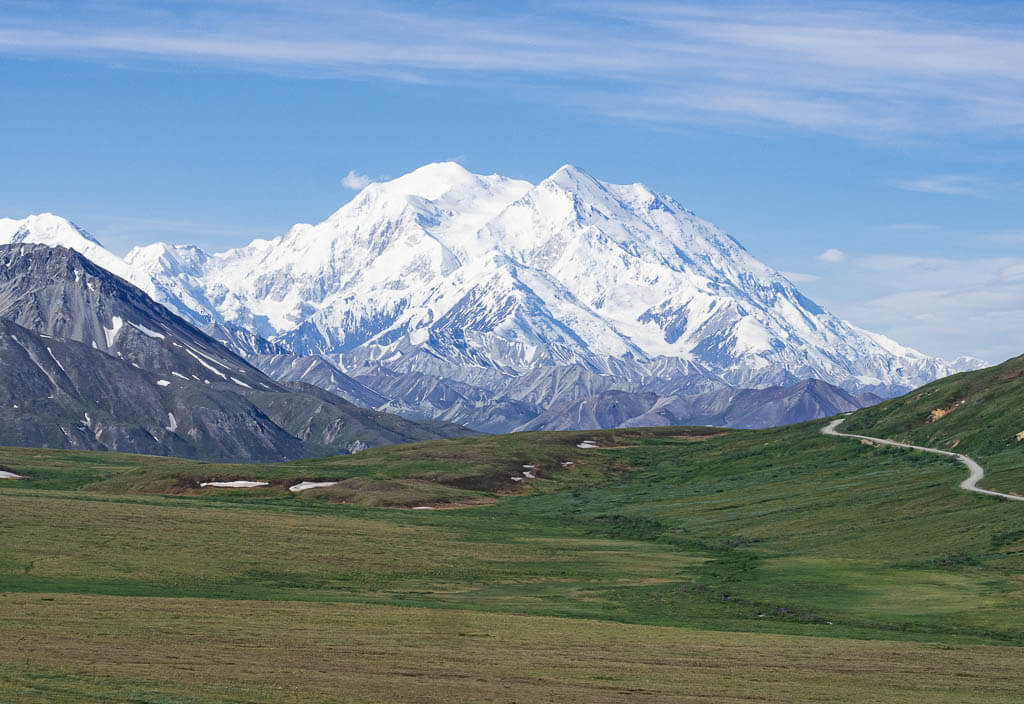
left=0, top=244, right=473, bottom=460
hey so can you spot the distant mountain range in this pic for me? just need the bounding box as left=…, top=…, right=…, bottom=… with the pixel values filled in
left=516, top=380, right=881, bottom=432
left=1, top=163, right=986, bottom=435
left=0, top=244, right=473, bottom=461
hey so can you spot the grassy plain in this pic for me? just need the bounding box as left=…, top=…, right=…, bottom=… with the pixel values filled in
left=3, top=593, right=1022, bottom=704
left=1, top=415, right=1023, bottom=701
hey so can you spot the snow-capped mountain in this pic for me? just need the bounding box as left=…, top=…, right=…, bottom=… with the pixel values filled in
left=0, top=243, right=474, bottom=459
left=0, top=213, right=137, bottom=283
left=2, top=163, right=985, bottom=404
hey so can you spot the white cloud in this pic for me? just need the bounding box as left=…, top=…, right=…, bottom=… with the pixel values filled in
left=0, top=2, right=1023, bottom=138
left=341, top=170, right=373, bottom=190
left=818, top=248, right=847, bottom=263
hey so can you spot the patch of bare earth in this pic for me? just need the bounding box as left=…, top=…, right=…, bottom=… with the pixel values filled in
left=393, top=498, right=499, bottom=510
left=928, top=400, right=965, bottom=422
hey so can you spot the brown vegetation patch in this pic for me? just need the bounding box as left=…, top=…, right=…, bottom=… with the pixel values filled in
left=672, top=432, right=729, bottom=441
left=1004, top=366, right=1024, bottom=381
left=393, top=498, right=499, bottom=510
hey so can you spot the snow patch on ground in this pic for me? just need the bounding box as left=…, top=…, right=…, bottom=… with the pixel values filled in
left=165, top=412, right=177, bottom=432
left=103, top=315, right=123, bottom=348
left=130, top=322, right=165, bottom=339
left=184, top=347, right=227, bottom=379
left=199, top=480, right=269, bottom=488
left=193, top=346, right=232, bottom=369
left=577, top=441, right=600, bottom=449
left=0, top=470, right=24, bottom=479
left=46, top=346, right=67, bottom=374
left=230, top=376, right=253, bottom=388
left=171, top=371, right=189, bottom=379
left=156, top=379, right=171, bottom=386
left=288, top=481, right=338, bottom=493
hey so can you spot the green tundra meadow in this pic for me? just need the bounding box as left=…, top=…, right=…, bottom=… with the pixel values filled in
left=3, top=355, right=1024, bottom=702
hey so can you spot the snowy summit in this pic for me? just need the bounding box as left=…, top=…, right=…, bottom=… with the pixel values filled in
left=3, top=163, right=983, bottom=396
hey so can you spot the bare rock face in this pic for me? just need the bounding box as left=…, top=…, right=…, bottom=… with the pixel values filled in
left=0, top=244, right=474, bottom=461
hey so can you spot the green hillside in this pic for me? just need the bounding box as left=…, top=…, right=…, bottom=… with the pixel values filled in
left=843, top=353, right=1024, bottom=494
left=2, top=377, right=1023, bottom=702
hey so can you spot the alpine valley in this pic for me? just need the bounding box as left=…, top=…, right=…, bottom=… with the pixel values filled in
left=1, top=163, right=984, bottom=434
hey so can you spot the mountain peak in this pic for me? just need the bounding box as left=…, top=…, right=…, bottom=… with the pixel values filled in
left=545, top=163, right=596, bottom=186
left=4, top=163, right=978, bottom=398
left=0, top=213, right=102, bottom=247
left=374, top=161, right=479, bottom=201
left=0, top=212, right=136, bottom=283
left=554, top=163, right=586, bottom=176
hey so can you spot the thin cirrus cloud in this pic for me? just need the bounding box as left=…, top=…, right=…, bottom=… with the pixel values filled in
left=844, top=254, right=1024, bottom=362
left=893, top=175, right=986, bottom=197
left=0, top=2, right=1022, bottom=139
left=818, top=248, right=847, bottom=263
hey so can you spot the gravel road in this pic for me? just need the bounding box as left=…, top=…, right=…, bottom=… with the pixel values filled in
left=822, top=417, right=1024, bottom=502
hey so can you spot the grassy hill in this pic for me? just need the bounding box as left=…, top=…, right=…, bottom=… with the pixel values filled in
left=843, top=352, right=1024, bottom=494
left=2, top=370, right=1024, bottom=702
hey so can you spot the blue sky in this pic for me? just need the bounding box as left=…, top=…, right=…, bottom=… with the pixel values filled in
left=1, top=1, right=1023, bottom=363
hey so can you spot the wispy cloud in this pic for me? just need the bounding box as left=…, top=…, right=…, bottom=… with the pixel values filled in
left=976, top=230, right=1024, bottom=248
left=893, top=174, right=987, bottom=197
left=877, top=223, right=936, bottom=233
left=341, top=170, right=373, bottom=190
left=1, top=1, right=1023, bottom=138
left=814, top=254, right=1024, bottom=362
left=818, top=248, right=847, bottom=263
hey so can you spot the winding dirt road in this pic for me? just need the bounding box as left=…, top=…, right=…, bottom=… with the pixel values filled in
left=822, top=418, right=1024, bottom=502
